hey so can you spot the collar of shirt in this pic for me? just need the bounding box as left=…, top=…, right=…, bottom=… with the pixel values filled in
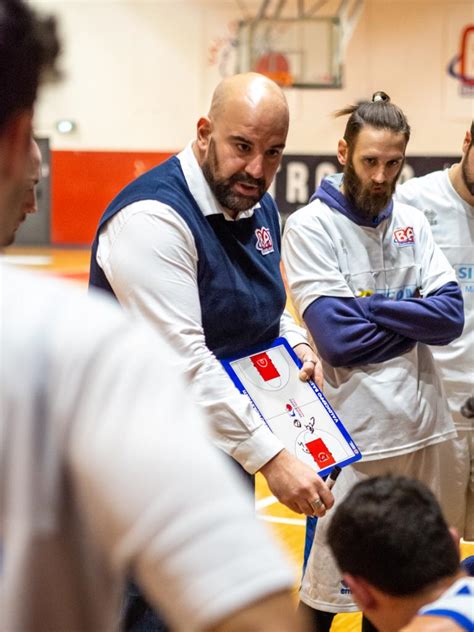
left=177, top=142, right=261, bottom=222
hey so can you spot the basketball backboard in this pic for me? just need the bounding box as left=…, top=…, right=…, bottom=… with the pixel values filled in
left=234, top=0, right=364, bottom=89
left=237, top=16, right=342, bottom=88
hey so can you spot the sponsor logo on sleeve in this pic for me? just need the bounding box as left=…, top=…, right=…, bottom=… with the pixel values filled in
left=255, top=226, right=275, bottom=255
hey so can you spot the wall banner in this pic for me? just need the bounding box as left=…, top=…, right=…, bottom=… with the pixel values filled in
left=272, top=154, right=458, bottom=221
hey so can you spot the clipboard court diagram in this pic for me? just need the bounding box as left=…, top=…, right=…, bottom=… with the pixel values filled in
left=222, top=338, right=361, bottom=476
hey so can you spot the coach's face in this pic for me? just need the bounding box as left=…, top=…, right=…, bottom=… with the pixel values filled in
left=338, top=125, right=406, bottom=219
left=0, top=111, right=33, bottom=247
left=196, top=78, right=288, bottom=217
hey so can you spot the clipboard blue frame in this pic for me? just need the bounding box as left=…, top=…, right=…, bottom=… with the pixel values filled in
left=221, top=336, right=361, bottom=476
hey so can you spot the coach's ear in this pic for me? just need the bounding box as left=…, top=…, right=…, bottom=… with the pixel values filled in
left=0, top=109, right=32, bottom=180
left=195, top=116, right=212, bottom=153
left=337, top=138, right=348, bottom=166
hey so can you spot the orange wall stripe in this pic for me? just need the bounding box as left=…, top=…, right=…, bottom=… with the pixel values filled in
left=51, top=150, right=174, bottom=245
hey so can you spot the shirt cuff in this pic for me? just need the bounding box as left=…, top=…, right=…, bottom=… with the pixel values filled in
left=230, top=425, right=285, bottom=474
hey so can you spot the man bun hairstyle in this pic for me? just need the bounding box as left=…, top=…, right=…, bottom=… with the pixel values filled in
left=371, top=90, right=390, bottom=103
left=335, top=90, right=411, bottom=149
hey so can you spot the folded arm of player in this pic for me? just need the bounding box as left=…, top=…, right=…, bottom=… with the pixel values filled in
left=363, top=282, right=464, bottom=345
left=303, top=296, right=416, bottom=367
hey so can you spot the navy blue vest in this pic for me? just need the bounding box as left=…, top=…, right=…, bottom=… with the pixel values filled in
left=89, top=156, right=286, bottom=358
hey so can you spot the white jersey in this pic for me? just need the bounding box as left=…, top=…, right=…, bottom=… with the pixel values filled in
left=282, top=197, right=457, bottom=460
left=418, top=576, right=474, bottom=631
left=396, top=169, right=474, bottom=430
left=0, top=265, right=294, bottom=632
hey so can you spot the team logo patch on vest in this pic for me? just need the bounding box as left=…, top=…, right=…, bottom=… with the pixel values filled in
left=393, top=226, right=415, bottom=247
left=255, top=226, right=274, bottom=255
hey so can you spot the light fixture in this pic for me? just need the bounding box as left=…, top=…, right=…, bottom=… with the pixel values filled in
left=55, top=119, right=77, bottom=134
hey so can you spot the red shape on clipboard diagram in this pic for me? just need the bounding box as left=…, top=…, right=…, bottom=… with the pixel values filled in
left=250, top=352, right=280, bottom=381
left=306, top=437, right=336, bottom=468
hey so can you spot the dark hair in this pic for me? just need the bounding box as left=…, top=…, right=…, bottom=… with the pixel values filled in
left=0, top=0, right=60, bottom=130
left=335, top=91, right=411, bottom=150
left=327, top=475, right=459, bottom=596
left=470, top=121, right=474, bottom=148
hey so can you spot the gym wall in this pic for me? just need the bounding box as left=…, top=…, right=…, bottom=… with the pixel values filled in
left=29, top=0, right=473, bottom=245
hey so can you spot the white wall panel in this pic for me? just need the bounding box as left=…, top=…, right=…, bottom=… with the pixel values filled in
left=31, top=0, right=473, bottom=154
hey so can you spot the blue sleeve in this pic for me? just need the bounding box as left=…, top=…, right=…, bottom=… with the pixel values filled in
left=366, top=282, right=464, bottom=345
left=303, top=296, right=416, bottom=368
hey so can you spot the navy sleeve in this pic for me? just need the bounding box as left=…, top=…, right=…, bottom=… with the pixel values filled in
left=366, top=282, right=464, bottom=345
left=303, top=296, right=416, bottom=368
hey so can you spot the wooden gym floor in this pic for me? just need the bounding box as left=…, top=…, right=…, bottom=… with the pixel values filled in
left=4, top=245, right=473, bottom=632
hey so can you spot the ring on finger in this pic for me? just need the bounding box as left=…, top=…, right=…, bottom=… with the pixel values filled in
left=310, top=496, right=324, bottom=511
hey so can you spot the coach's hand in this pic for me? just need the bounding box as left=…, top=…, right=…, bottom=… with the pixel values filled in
left=259, top=449, right=334, bottom=516
left=293, top=343, right=323, bottom=390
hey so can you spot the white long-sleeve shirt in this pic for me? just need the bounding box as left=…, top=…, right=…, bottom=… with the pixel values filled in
left=0, top=265, right=294, bottom=632
left=96, top=143, right=308, bottom=473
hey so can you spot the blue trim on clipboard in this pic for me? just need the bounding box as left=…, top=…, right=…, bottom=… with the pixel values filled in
left=221, top=337, right=361, bottom=476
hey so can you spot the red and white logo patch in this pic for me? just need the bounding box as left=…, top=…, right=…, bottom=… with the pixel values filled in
left=255, top=226, right=274, bottom=255
left=393, top=226, right=415, bottom=247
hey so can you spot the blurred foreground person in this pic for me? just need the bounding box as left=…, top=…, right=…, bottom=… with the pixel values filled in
left=0, top=2, right=304, bottom=630
left=21, top=137, right=42, bottom=218
left=1, top=265, right=302, bottom=632
left=327, top=475, right=474, bottom=632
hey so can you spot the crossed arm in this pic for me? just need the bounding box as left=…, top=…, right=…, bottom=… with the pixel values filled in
left=304, top=282, right=464, bottom=368
left=283, top=206, right=463, bottom=370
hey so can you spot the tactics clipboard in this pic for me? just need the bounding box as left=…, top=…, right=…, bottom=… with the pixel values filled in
left=221, top=337, right=361, bottom=476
